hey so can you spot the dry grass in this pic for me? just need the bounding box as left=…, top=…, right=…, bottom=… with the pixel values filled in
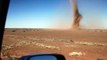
left=69, top=52, right=85, bottom=56
left=74, top=42, right=106, bottom=47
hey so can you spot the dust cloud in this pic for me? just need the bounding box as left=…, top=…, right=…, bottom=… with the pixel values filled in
left=71, top=0, right=82, bottom=30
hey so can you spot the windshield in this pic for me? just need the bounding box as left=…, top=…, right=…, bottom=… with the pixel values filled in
left=1, top=0, right=107, bottom=60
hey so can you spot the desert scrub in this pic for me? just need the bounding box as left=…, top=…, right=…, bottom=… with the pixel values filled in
left=1, top=45, right=11, bottom=56
left=35, top=43, right=60, bottom=50
left=1, top=45, right=18, bottom=60
left=7, top=55, right=18, bottom=60
left=75, top=42, right=106, bottom=47
left=69, top=52, right=85, bottom=57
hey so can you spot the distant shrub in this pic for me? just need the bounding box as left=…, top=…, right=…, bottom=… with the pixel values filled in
left=70, top=40, right=74, bottom=42
left=23, top=30, right=25, bottom=32
left=36, top=29, right=39, bottom=31
left=12, top=30, right=16, bottom=32
left=97, top=58, right=104, bottom=60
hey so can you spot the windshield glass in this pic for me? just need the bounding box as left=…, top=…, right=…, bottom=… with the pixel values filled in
left=1, top=0, right=107, bottom=60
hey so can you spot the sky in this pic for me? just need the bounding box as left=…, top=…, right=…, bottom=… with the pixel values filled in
left=5, top=0, right=107, bottom=29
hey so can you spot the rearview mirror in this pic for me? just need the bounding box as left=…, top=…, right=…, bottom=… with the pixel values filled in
left=18, top=54, right=66, bottom=60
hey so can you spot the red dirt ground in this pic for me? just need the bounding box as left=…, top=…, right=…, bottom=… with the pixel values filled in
left=1, top=28, right=107, bottom=60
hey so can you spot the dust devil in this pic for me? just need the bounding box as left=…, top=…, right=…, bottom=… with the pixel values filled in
left=72, top=0, right=82, bottom=30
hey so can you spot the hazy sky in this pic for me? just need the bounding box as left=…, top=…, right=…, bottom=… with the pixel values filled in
left=5, top=0, right=107, bottom=29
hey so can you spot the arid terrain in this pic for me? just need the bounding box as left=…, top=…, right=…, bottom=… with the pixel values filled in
left=1, top=28, right=107, bottom=60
